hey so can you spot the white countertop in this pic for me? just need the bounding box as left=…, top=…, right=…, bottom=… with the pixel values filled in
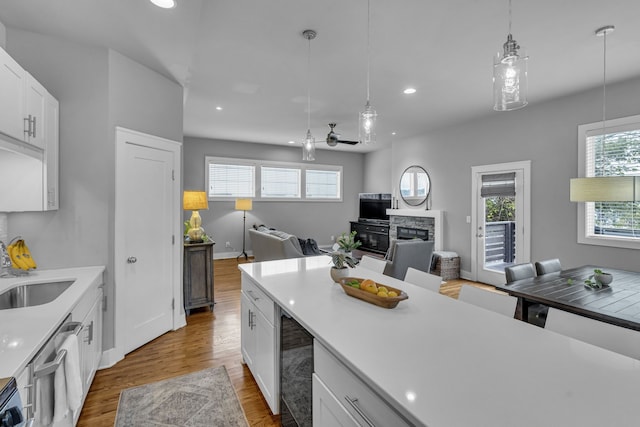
left=240, top=256, right=640, bottom=427
left=0, top=266, right=105, bottom=378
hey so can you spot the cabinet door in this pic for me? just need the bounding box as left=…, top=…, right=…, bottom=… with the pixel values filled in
left=24, top=73, right=46, bottom=149
left=240, top=292, right=256, bottom=369
left=254, top=307, right=276, bottom=413
left=0, top=47, right=26, bottom=141
left=80, top=292, right=103, bottom=394
left=15, top=367, right=31, bottom=418
left=44, top=93, right=59, bottom=210
left=313, top=374, right=359, bottom=427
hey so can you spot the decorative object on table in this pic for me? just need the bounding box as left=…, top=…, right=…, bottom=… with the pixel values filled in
left=583, top=268, right=614, bottom=289
left=493, top=0, right=528, bottom=111
left=399, top=165, right=431, bottom=207
left=336, top=230, right=362, bottom=254
left=337, top=277, right=408, bottom=309
left=330, top=251, right=357, bottom=283
left=114, top=365, right=248, bottom=427
left=183, top=191, right=209, bottom=243
left=235, top=198, right=253, bottom=261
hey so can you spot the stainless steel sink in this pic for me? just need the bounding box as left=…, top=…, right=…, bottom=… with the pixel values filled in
left=0, top=281, right=74, bottom=309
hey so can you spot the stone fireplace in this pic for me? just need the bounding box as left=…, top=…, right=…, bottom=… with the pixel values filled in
left=386, top=209, right=444, bottom=251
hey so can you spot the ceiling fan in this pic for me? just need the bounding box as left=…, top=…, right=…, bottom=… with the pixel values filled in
left=325, top=123, right=359, bottom=147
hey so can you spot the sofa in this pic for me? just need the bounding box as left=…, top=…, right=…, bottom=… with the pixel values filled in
left=383, top=239, right=435, bottom=280
left=249, top=226, right=310, bottom=262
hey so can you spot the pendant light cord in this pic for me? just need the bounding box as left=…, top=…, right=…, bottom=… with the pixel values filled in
left=366, top=0, right=371, bottom=103
left=307, top=35, right=311, bottom=131
left=601, top=28, right=607, bottom=176
left=508, top=0, right=512, bottom=35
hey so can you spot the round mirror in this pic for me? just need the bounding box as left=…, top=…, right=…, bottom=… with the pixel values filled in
left=399, top=165, right=430, bottom=206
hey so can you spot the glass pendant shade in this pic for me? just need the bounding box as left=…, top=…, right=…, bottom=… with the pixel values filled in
left=359, top=102, right=377, bottom=144
left=302, top=130, right=316, bottom=161
left=493, top=35, right=528, bottom=111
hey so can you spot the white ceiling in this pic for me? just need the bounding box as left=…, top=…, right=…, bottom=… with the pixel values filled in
left=2, top=0, right=639, bottom=153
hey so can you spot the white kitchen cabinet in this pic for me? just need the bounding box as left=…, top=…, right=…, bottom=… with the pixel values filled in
left=14, top=366, right=31, bottom=417
left=44, top=92, right=59, bottom=210
left=0, top=46, right=27, bottom=142
left=314, top=341, right=412, bottom=427
left=24, top=73, right=46, bottom=149
left=313, top=374, right=359, bottom=427
left=79, top=288, right=103, bottom=395
left=240, top=274, right=278, bottom=414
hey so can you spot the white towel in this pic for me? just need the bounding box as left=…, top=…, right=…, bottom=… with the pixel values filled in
left=52, top=333, right=82, bottom=426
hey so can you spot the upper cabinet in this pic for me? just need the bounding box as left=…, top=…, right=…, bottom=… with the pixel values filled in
left=0, top=46, right=59, bottom=212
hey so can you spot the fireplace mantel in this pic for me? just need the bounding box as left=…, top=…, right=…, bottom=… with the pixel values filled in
left=386, top=209, right=444, bottom=251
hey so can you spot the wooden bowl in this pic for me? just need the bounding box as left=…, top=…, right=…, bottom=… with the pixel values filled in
left=337, top=277, right=408, bottom=309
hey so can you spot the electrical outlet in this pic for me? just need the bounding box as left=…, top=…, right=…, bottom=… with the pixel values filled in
left=330, top=235, right=335, bottom=242
left=225, top=241, right=231, bottom=248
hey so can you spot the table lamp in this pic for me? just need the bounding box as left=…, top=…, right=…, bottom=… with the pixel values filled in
left=183, top=191, right=209, bottom=243
left=235, top=198, right=252, bottom=260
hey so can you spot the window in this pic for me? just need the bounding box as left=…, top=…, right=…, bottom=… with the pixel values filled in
left=206, top=156, right=342, bottom=202
left=261, top=166, right=301, bottom=198
left=306, top=169, right=341, bottom=199
left=577, top=114, right=640, bottom=249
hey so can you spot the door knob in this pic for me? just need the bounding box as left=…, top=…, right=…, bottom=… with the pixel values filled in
left=127, top=257, right=137, bottom=264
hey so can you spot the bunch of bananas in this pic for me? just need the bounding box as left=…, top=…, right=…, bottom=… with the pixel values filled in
left=7, top=239, right=37, bottom=270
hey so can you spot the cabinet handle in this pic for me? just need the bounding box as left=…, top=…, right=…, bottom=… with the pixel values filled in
left=248, top=309, right=252, bottom=329
left=251, top=311, right=256, bottom=330
left=344, top=395, right=376, bottom=427
left=247, top=290, right=260, bottom=301
left=24, top=116, right=31, bottom=137
left=31, top=116, right=36, bottom=138
left=85, top=321, right=94, bottom=345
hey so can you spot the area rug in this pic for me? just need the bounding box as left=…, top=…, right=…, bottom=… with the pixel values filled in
left=114, top=366, right=248, bottom=427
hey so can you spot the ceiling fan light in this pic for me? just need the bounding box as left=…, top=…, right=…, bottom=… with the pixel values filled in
left=302, top=130, right=316, bottom=161
left=359, top=102, right=377, bottom=144
left=150, top=0, right=176, bottom=9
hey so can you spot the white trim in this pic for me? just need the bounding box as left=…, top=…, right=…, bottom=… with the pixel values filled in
left=114, top=127, right=183, bottom=362
left=470, top=161, right=531, bottom=285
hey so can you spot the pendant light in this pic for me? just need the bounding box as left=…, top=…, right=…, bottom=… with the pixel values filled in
left=493, top=0, right=528, bottom=111
left=302, top=30, right=316, bottom=161
left=570, top=25, right=639, bottom=202
left=359, top=0, right=377, bottom=144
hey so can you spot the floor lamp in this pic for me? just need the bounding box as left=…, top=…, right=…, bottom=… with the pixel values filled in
left=235, top=198, right=252, bottom=261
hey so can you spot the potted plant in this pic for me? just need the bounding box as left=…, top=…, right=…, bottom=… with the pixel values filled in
left=584, top=268, right=613, bottom=289
left=337, top=231, right=362, bottom=254
left=330, top=251, right=357, bottom=283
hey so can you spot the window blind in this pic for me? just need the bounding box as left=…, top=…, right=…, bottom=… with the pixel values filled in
left=208, top=163, right=254, bottom=198
left=306, top=169, right=340, bottom=199
left=481, top=172, right=516, bottom=198
left=261, top=166, right=300, bottom=198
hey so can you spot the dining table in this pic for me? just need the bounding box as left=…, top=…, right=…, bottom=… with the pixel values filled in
left=494, top=265, right=640, bottom=331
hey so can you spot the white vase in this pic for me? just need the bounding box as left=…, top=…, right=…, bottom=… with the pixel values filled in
left=330, top=267, right=350, bottom=283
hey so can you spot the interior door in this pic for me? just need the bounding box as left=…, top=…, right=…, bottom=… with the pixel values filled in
left=115, top=128, right=181, bottom=356
left=471, top=161, right=530, bottom=286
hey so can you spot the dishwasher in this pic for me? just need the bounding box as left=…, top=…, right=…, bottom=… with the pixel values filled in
left=23, top=316, right=82, bottom=427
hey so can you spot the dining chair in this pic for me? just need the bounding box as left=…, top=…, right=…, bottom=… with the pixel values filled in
left=504, top=263, right=536, bottom=283
left=404, top=267, right=442, bottom=293
left=358, top=255, right=387, bottom=274
left=545, top=307, right=640, bottom=360
left=535, top=258, right=562, bottom=276
left=458, top=285, right=518, bottom=318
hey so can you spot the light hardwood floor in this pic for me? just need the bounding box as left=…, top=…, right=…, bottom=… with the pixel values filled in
left=77, top=258, right=489, bottom=426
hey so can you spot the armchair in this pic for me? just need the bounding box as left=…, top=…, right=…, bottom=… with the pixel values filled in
left=383, top=239, right=435, bottom=280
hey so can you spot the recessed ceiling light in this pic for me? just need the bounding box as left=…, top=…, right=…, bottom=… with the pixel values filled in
left=391, top=132, right=397, bottom=136
left=150, top=0, right=176, bottom=9
left=403, top=88, right=416, bottom=94
left=215, top=106, right=223, bottom=111
left=287, top=140, right=296, bottom=144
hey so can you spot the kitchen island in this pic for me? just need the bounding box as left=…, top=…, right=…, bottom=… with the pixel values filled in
left=240, top=256, right=640, bottom=427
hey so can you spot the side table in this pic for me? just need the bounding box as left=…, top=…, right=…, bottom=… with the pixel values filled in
left=183, top=241, right=215, bottom=315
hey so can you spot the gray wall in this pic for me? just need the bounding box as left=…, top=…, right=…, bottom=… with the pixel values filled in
left=363, top=146, right=392, bottom=194
left=5, top=29, right=183, bottom=351
left=382, top=75, right=640, bottom=275
left=183, top=138, right=367, bottom=256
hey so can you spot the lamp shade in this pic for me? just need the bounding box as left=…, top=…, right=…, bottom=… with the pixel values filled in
left=235, top=198, right=253, bottom=211
left=183, top=191, right=208, bottom=210
left=570, top=177, right=639, bottom=202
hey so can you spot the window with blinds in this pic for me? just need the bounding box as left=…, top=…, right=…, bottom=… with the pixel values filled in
left=205, top=156, right=342, bottom=201
left=578, top=115, right=640, bottom=247
left=208, top=162, right=255, bottom=198
left=306, top=169, right=341, bottom=199
left=261, top=166, right=301, bottom=198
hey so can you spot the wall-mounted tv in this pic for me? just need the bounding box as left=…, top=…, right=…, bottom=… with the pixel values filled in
left=359, top=193, right=391, bottom=223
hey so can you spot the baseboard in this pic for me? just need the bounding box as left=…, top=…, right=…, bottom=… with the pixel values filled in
left=460, top=269, right=472, bottom=280
left=99, top=347, right=124, bottom=370
left=214, top=250, right=254, bottom=260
